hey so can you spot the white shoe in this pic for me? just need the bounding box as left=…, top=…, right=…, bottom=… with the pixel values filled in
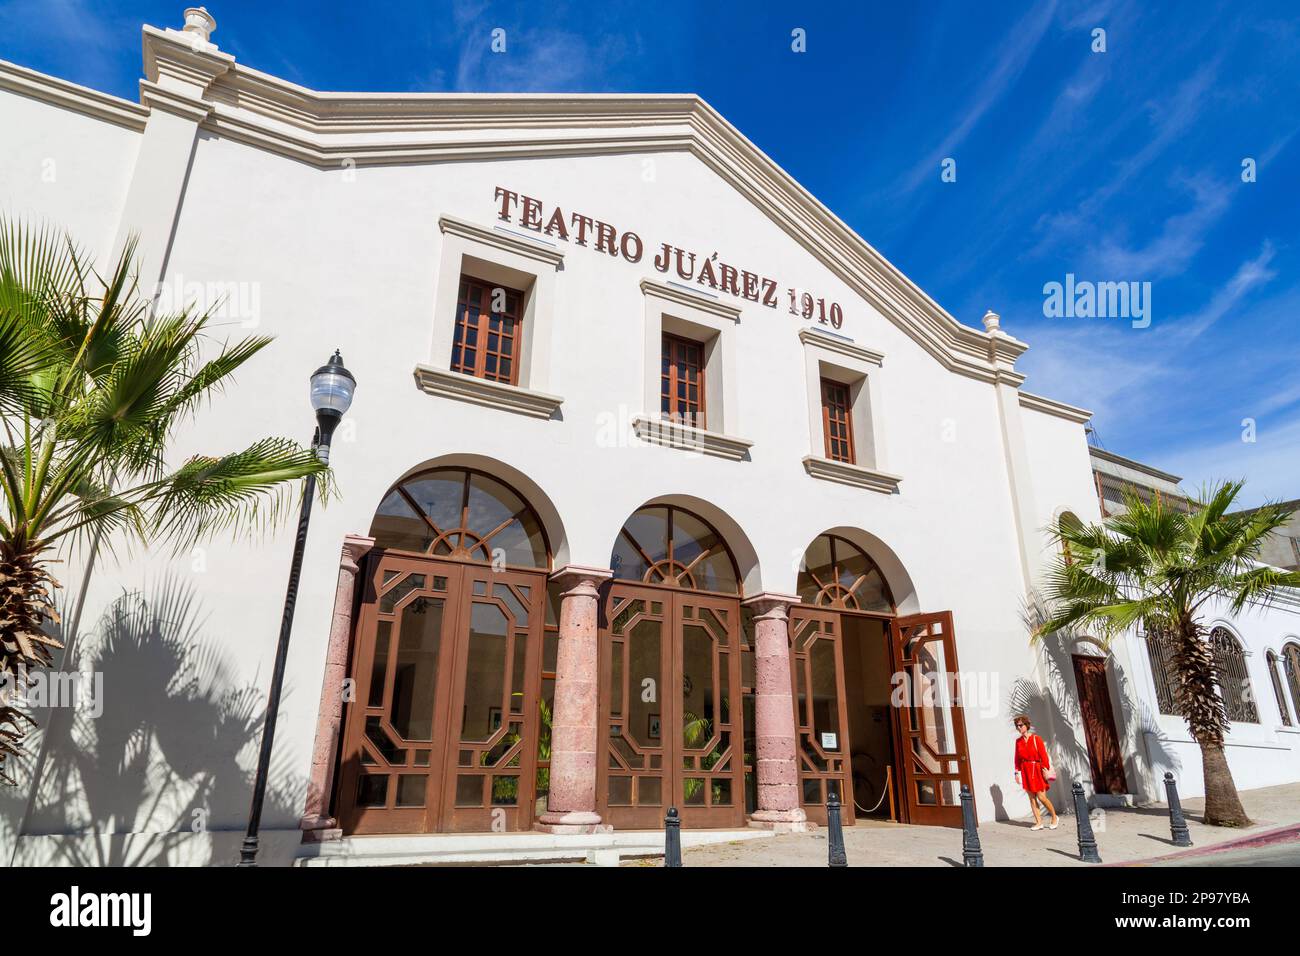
left=1049, top=820, right=1059, bottom=830
left=1030, top=823, right=1044, bottom=831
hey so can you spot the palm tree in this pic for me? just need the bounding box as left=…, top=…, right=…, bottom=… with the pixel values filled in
left=0, top=220, right=327, bottom=785
left=1036, top=481, right=1300, bottom=826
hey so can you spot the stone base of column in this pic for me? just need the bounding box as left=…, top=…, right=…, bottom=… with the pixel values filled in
left=299, top=815, right=343, bottom=843
left=748, top=808, right=814, bottom=833
left=534, top=810, right=611, bottom=835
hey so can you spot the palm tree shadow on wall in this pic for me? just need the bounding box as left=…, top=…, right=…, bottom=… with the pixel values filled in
left=1000, top=593, right=1177, bottom=819
left=14, top=574, right=302, bottom=866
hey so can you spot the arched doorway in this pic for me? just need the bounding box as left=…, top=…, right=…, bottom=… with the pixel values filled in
left=793, top=533, right=972, bottom=827
left=335, top=467, right=553, bottom=834
left=600, top=505, right=746, bottom=829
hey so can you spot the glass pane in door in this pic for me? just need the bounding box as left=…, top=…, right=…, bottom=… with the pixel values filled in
left=459, top=602, right=508, bottom=743
left=391, top=596, right=444, bottom=741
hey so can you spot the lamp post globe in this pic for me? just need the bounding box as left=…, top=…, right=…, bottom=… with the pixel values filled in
left=309, top=349, right=356, bottom=459
left=238, top=350, right=355, bottom=866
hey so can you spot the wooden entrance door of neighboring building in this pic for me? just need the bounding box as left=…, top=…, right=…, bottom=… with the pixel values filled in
left=1072, top=654, right=1128, bottom=795
left=598, top=583, right=745, bottom=830
left=889, top=611, right=973, bottom=827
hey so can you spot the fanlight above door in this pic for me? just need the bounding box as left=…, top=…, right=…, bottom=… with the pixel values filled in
left=797, top=534, right=894, bottom=613
left=610, top=505, right=739, bottom=595
left=369, top=468, right=550, bottom=570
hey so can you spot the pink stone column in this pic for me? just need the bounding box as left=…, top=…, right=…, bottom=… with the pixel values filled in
left=300, top=533, right=374, bottom=841
left=743, top=592, right=810, bottom=832
left=536, top=565, right=612, bottom=833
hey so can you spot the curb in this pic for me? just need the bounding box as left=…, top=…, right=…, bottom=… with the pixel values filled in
left=1122, top=822, right=1300, bottom=866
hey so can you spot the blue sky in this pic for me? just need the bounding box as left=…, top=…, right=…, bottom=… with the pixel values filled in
left=3, top=0, right=1298, bottom=506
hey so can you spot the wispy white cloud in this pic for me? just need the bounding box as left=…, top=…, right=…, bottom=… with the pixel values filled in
left=447, top=0, right=636, bottom=92
left=899, top=0, right=1058, bottom=195
left=1080, top=172, right=1233, bottom=279
left=1156, top=414, right=1300, bottom=509
left=1170, top=240, right=1276, bottom=338
left=1029, top=56, right=1224, bottom=259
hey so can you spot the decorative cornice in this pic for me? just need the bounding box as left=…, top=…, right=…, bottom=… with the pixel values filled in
left=413, top=364, right=563, bottom=419
left=798, top=328, right=883, bottom=367
left=139, top=80, right=212, bottom=122
left=6, top=26, right=1035, bottom=387
left=640, top=278, right=741, bottom=323
left=631, top=415, right=753, bottom=462
left=1018, top=390, right=1092, bottom=424
left=741, top=592, right=802, bottom=618
left=142, top=26, right=234, bottom=97
left=1088, top=446, right=1181, bottom=484
left=802, top=455, right=902, bottom=495
left=0, top=59, right=148, bottom=131
left=340, top=534, right=376, bottom=573
left=549, top=564, right=615, bottom=593
left=439, top=214, right=564, bottom=269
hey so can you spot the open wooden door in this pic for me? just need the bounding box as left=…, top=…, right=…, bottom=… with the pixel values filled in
left=889, top=611, right=972, bottom=827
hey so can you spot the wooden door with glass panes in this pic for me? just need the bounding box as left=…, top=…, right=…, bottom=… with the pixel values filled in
left=789, top=606, right=854, bottom=826
left=337, top=556, right=463, bottom=834
left=336, top=554, right=544, bottom=834
left=600, top=584, right=745, bottom=829
left=439, top=564, right=544, bottom=832
left=888, top=611, right=972, bottom=827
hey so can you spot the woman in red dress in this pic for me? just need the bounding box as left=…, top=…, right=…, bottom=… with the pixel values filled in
left=1013, top=715, right=1058, bottom=830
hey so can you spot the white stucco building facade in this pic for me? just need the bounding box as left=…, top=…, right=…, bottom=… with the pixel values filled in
left=1, top=11, right=1296, bottom=866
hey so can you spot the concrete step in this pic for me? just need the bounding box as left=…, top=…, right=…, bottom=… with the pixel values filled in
left=294, top=828, right=770, bottom=867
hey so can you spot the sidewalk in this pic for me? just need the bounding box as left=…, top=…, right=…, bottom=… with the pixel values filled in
left=667, top=783, right=1300, bottom=867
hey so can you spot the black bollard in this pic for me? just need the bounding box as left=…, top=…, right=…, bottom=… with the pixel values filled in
left=1164, top=772, right=1192, bottom=847
left=960, top=784, right=984, bottom=867
left=826, top=791, right=847, bottom=867
left=1071, top=781, right=1102, bottom=863
left=664, top=806, right=682, bottom=867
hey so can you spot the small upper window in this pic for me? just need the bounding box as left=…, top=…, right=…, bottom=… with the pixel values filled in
left=820, top=378, right=855, bottom=464
left=661, top=333, right=706, bottom=428
left=452, top=276, right=523, bottom=385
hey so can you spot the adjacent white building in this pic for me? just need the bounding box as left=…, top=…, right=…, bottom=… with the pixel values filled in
left=1, top=10, right=1296, bottom=866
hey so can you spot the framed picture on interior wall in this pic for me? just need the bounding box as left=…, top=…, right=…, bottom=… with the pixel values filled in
left=647, top=714, right=661, bottom=740
left=488, top=707, right=502, bottom=732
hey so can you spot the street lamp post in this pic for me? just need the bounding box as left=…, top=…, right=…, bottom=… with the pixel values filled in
left=238, top=350, right=356, bottom=867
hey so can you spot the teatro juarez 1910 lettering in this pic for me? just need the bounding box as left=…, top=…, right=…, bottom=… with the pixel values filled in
left=493, top=185, right=846, bottom=328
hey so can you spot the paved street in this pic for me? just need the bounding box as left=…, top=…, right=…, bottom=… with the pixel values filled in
left=646, top=783, right=1300, bottom=867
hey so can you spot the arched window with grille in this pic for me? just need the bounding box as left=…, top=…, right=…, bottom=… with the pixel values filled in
left=1283, top=643, right=1300, bottom=724
left=1058, top=511, right=1083, bottom=565
left=1209, top=627, right=1258, bottom=724
left=1143, top=628, right=1182, bottom=716
left=1266, top=650, right=1293, bottom=727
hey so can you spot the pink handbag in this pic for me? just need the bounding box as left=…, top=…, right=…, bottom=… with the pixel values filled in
left=1038, top=736, right=1057, bottom=782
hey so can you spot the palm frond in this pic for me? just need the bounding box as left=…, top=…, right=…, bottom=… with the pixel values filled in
left=148, top=438, right=327, bottom=551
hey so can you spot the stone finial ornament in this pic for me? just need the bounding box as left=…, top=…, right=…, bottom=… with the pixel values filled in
left=981, top=309, right=1001, bottom=333
left=183, top=6, right=216, bottom=42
